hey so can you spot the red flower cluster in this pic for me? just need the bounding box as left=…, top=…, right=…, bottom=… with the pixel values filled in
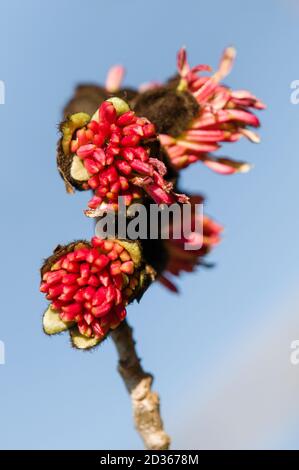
left=69, top=100, right=183, bottom=216
left=159, top=196, right=223, bottom=292
left=160, top=47, right=265, bottom=173
left=42, top=48, right=265, bottom=348
left=40, top=237, right=141, bottom=341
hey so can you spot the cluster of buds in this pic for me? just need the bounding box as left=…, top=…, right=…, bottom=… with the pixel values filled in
left=58, top=98, right=186, bottom=216
left=159, top=195, right=223, bottom=292
left=40, top=237, right=154, bottom=349
left=133, top=47, right=265, bottom=174
left=40, top=47, right=264, bottom=348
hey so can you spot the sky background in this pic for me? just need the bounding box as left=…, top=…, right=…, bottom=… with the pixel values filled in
left=0, top=0, right=299, bottom=450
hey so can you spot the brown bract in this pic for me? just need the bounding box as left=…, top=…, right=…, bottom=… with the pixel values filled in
left=63, top=84, right=138, bottom=118
left=132, top=86, right=199, bottom=137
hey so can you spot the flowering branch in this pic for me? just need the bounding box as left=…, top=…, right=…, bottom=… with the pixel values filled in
left=110, top=320, right=171, bottom=450
left=40, top=49, right=265, bottom=449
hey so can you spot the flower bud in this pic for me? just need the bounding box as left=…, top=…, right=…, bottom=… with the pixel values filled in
left=40, top=238, right=156, bottom=349
left=133, top=47, right=265, bottom=173
left=57, top=99, right=187, bottom=217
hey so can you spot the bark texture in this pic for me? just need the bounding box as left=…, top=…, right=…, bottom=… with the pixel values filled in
left=110, top=320, right=171, bottom=450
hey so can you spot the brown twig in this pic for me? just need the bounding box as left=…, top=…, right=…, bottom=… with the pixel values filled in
left=110, top=320, right=171, bottom=450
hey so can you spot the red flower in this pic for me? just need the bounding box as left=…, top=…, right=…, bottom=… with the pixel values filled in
left=40, top=237, right=153, bottom=349
left=159, top=195, right=223, bottom=292
left=59, top=98, right=187, bottom=217
left=160, top=47, right=265, bottom=174
left=105, top=65, right=126, bottom=93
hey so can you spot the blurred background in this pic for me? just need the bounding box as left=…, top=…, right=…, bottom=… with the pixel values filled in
left=0, top=0, right=299, bottom=450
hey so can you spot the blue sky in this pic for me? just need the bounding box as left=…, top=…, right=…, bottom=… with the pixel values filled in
left=0, top=0, right=299, bottom=449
